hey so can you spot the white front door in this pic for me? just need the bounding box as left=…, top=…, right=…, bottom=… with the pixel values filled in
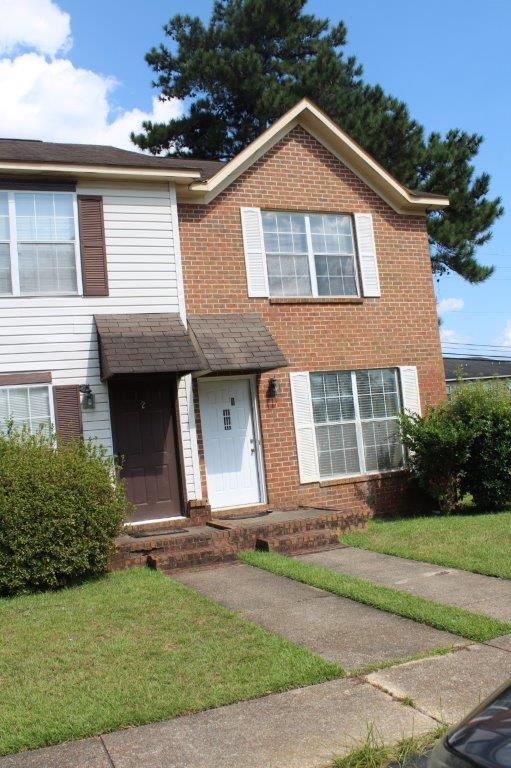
left=198, top=378, right=262, bottom=509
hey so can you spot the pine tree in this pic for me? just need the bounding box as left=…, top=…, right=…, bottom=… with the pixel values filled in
left=132, top=0, right=503, bottom=282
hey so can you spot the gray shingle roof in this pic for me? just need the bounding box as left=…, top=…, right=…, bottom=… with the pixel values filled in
left=444, top=356, right=511, bottom=381
left=95, top=313, right=206, bottom=379
left=0, top=138, right=223, bottom=179
left=189, top=314, right=288, bottom=373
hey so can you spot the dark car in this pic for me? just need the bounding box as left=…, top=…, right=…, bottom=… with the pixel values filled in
left=429, top=681, right=511, bottom=767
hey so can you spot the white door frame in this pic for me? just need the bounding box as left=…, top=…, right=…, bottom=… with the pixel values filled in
left=198, top=374, right=267, bottom=508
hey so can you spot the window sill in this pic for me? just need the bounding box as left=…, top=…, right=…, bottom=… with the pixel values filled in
left=318, top=468, right=408, bottom=487
left=269, top=297, right=363, bottom=305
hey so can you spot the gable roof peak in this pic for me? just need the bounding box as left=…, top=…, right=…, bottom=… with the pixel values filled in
left=184, top=98, right=449, bottom=214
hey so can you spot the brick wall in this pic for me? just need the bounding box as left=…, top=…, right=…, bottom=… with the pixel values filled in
left=179, top=126, right=446, bottom=514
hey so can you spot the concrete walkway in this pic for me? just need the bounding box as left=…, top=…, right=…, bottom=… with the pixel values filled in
left=297, top=548, right=511, bottom=621
left=3, top=638, right=511, bottom=768
left=175, top=563, right=462, bottom=670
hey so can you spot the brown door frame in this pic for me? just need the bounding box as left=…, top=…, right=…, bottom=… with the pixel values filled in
left=108, top=374, right=187, bottom=520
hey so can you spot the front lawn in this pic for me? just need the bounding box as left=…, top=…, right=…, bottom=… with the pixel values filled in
left=0, top=567, right=342, bottom=756
left=342, top=510, right=511, bottom=580
left=240, top=551, right=511, bottom=642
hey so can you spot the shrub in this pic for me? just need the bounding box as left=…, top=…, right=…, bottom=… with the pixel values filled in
left=0, top=428, right=128, bottom=596
left=401, top=381, right=511, bottom=513
left=451, top=382, right=511, bottom=510
left=401, top=407, right=470, bottom=513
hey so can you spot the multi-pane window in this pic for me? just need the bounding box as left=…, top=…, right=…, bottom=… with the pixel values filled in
left=0, top=191, right=80, bottom=296
left=0, top=385, right=52, bottom=435
left=310, top=368, right=404, bottom=479
left=261, top=211, right=359, bottom=297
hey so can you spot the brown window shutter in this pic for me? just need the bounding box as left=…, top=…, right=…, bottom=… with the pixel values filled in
left=78, top=195, right=109, bottom=297
left=53, top=385, right=83, bottom=443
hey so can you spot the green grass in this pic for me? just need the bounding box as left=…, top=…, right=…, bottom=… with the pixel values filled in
left=342, top=510, right=511, bottom=580
left=240, top=551, right=511, bottom=642
left=331, top=726, right=446, bottom=768
left=0, top=567, right=343, bottom=756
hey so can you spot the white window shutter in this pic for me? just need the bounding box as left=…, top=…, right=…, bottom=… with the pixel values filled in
left=399, top=366, right=422, bottom=416
left=289, top=372, right=319, bottom=484
left=240, top=207, right=268, bottom=297
left=354, top=213, right=381, bottom=297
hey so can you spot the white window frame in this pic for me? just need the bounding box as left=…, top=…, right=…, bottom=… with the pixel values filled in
left=0, top=190, right=83, bottom=297
left=262, top=211, right=361, bottom=299
left=311, top=368, right=404, bottom=481
left=0, top=383, right=55, bottom=435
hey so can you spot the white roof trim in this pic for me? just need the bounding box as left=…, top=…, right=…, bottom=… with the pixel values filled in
left=186, top=99, right=449, bottom=213
left=0, top=161, right=201, bottom=183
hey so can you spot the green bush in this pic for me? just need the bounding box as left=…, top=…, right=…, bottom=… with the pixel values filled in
left=401, top=381, right=511, bottom=513
left=0, top=428, right=128, bottom=596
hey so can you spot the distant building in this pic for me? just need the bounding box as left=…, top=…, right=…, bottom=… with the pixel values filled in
left=444, top=357, right=511, bottom=394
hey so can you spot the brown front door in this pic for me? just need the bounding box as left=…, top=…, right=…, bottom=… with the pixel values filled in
left=110, top=379, right=183, bottom=522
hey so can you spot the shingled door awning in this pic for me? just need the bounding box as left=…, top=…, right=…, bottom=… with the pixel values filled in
left=95, top=313, right=206, bottom=379
left=188, top=313, right=288, bottom=373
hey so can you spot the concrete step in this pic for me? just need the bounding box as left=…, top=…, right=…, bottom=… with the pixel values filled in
left=255, top=527, right=343, bottom=554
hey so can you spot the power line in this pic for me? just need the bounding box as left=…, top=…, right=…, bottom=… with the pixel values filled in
left=443, top=342, right=511, bottom=350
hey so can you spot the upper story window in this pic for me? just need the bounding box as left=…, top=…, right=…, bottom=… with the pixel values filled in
left=0, top=191, right=80, bottom=297
left=261, top=211, right=359, bottom=298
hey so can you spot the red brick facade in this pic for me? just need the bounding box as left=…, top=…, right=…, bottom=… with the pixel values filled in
left=179, top=126, right=446, bottom=516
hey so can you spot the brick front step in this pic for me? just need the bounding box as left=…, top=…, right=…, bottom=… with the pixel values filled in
left=255, top=527, right=343, bottom=554
left=112, top=507, right=367, bottom=571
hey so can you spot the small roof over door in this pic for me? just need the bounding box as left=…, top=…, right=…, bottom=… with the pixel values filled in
left=95, top=313, right=206, bottom=379
left=188, top=313, right=288, bottom=373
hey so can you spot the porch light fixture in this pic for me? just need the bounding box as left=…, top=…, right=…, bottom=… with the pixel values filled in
left=79, top=384, right=95, bottom=410
left=267, top=378, right=279, bottom=398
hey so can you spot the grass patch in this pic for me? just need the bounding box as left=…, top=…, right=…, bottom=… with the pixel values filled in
left=342, top=511, right=511, bottom=580
left=240, top=551, right=511, bottom=642
left=332, top=726, right=446, bottom=768
left=0, top=567, right=343, bottom=756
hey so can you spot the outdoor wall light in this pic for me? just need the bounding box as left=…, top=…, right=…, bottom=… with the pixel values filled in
left=79, top=384, right=95, bottom=410
left=267, top=377, right=279, bottom=398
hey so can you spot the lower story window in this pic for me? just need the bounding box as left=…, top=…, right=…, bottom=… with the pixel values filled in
left=0, top=385, right=53, bottom=435
left=310, top=368, right=404, bottom=479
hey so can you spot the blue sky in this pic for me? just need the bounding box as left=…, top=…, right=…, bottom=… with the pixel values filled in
left=1, top=0, right=510, bottom=353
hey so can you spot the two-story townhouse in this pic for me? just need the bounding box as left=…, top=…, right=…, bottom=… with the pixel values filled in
left=176, top=99, right=449, bottom=521
left=0, top=99, right=448, bottom=553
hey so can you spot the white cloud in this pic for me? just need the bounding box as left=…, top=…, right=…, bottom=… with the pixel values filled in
left=0, top=0, right=184, bottom=150
left=0, top=53, right=183, bottom=150
left=496, top=320, right=511, bottom=347
left=440, top=328, right=471, bottom=344
left=437, top=297, right=464, bottom=313
left=0, top=0, right=71, bottom=57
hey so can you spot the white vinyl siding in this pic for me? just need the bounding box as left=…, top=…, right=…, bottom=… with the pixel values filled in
left=0, top=191, right=81, bottom=297
left=0, top=383, right=53, bottom=435
left=0, top=181, right=199, bottom=501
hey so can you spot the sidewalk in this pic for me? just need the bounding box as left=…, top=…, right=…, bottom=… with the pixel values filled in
left=298, top=547, right=511, bottom=621
left=175, top=563, right=461, bottom=670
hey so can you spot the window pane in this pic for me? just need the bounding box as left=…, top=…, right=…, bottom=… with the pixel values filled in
left=362, top=419, right=403, bottom=472
left=0, top=243, right=12, bottom=294
left=310, top=214, right=355, bottom=254
left=0, top=386, right=51, bottom=435
left=314, top=253, right=358, bottom=296
left=310, top=372, right=355, bottom=424
left=315, top=422, right=360, bottom=478
left=265, top=253, right=311, bottom=296
left=0, top=192, right=8, bottom=240
left=15, top=193, right=75, bottom=242
left=18, top=243, right=77, bottom=295
left=356, top=368, right=400, bottom=419
left=262, top=212, right=307, bottom=253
